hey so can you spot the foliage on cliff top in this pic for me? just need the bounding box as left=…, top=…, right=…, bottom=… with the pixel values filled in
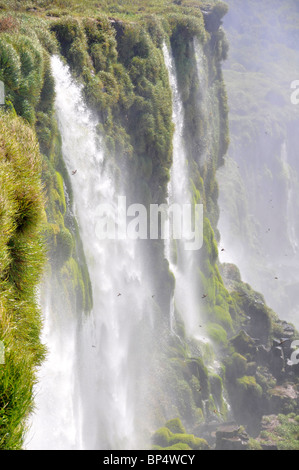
left=0, top=0, right=225, bottom=20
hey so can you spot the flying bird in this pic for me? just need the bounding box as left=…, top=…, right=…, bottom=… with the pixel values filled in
left=117, top=293, right=121, bottom=297
left=202, top=294, right=208, bottom=299
left=72, top=170, right=77, bottom=175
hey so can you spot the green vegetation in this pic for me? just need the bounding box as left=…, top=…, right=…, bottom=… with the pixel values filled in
left=0, top=112, right=46, bottom=449
left=152, top=418, right=209, bottom=450
left=0, top=10, right=93, bottom=448
left=0, top=1, right=223, bottom=21
left=0, top=0, right=232, bottom=449
left=0, top=11, right=92, bottom=316
left=258, top=414, right=299, bottom=450
left=1, top=0, right=297, bottom=452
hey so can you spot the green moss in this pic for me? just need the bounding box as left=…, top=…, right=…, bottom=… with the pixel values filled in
left=165, top=417, right=185, bottom=434
left=55, top=227, right=73, bottom=266
left=247, top=438, right=263, bottom=450
left=152, top=424, right=208, bottom=450
left=224, top=352, right=248, bottom=381
left=213, top=305, right=233, bottom=331
left=186, top=357, right=210, bottom=398
left=206, top=323, right=227, bottom=348
left=169, top=432, right=208, bottom=450
left=152, top=426, right=172, bottom=447
left=236, top=376, right=263, bottom=398
left=209, top=373, right=223, bottom=404
left=229, top=330, right=256, bottom=358
left=55, top=171, right=67, bottom=215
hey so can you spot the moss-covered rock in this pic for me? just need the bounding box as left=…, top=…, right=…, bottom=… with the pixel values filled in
left=165, top=417, right=185, bottom=434
left=152, top=423, right=209, bottom=450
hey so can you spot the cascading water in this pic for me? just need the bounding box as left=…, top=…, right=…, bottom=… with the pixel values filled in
left=26, top=55, right=155, bottom=450
left=26, top=38, right=231, bottom=449
left=162, top=42, right=211, bottom=355
left=194, top=38, right=220, bottom=167
left=25, top=282, right=81, bottom=450
left=163, top=43, right=204, bottom=339
left=163, top=41, right=230, bottom=418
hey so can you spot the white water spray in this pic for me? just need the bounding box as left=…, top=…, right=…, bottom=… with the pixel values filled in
left=163, top=43, right=206, bottom=342
left=25, top=284, right=81, bottom=449
left=26, top=55, right=155, bottom=450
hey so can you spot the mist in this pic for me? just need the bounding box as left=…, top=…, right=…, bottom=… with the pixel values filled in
left=217, top=0, right=299, bottom=330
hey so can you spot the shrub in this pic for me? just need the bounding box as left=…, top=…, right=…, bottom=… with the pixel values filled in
left=0, top=112, right=46, bottom=449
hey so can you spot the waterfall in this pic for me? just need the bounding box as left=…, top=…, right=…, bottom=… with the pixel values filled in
left=26, top=55, right=155, bottom=450
left=163, top=41, right=230, bottom=412
left=163, top=42, right=206, bottom=342
left=25, top=283, right=81, bottom=449
left=194, top=38, right=219, bottom=167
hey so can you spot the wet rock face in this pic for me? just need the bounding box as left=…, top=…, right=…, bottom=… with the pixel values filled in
left=200, top=7, right=224, bottom=33
left=230, top=330, right=258, bottom=358
left=224, top=317, right=299, bottom=436
left=245, top=300, right=272, bottom=344
left=269, top=345, right=285, bottom=379
left=215, top=422, right=249, bottom=450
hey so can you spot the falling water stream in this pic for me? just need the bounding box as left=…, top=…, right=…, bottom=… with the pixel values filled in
left=26, top=55, right=155, bottom=450
left=163, top=42, right=209, bottom=346
left=26, top=39, right=227, bottom=449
